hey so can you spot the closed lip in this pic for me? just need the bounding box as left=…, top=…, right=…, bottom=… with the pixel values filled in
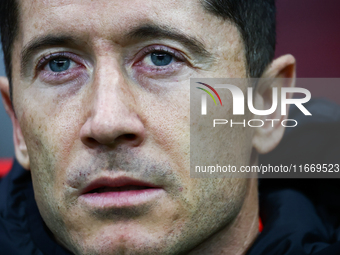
left=79, top=176, right=164, bottom=208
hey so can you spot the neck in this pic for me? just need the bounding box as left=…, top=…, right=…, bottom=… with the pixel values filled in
left=188, top=178, right=259, bottom=255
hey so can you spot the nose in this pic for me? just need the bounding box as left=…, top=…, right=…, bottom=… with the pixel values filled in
left=80, top=60, right=145, bottom=149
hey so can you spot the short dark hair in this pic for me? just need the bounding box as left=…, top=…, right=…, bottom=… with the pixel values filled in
left=0, top=0, right=275, bottom=100
left=201, top=0, right=276, bottom=78
left=0, top=0, right=19, bottom=102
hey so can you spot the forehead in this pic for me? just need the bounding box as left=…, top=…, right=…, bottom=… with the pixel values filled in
left=19, top=0, right=202, bottom=39
left=16, top=0, right=242, bottom=52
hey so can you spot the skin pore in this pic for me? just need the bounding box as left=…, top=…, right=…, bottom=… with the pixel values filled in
left=0, top=0, right=295, bottom=254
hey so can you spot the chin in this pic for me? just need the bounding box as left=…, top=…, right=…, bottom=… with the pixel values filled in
left=68, top=227, right=173, bottom=255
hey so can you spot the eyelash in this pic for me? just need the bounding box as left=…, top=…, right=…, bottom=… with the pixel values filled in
left=141, top=46, right=185, bottom=62
left=36, top=52, right=81, bottom=72
left=135, top=45, right=186, bottom=67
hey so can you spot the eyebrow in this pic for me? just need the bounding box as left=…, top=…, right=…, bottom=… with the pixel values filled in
left=20, top=34, right=85, bottom=75
left=126, top=24, right=213, bottom=59
left=20, top=23, right=213, bottom=75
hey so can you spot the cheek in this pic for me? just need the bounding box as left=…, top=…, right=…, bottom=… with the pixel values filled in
left=18, top=88, right=85, bottom=195
left=190, top=81, right=254, bottom=180
left=18, top=96, right=87, bottom=239
left=142, top=89, right=190, bottom=179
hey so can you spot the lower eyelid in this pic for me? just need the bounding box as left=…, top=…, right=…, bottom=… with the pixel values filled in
left=39, top=66, right=88, bottom=84
left=134, top=62, right=184, bottom=76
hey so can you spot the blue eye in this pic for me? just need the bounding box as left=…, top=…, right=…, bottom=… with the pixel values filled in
left=49, top=58, right=71, bottom=72
left=150, top=52, right=173, bottom=66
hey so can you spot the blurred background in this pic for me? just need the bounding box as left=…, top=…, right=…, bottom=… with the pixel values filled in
left=0, top=46, right=12, bottom=158
left=275, top=0, right=340, bottom=102
left=1, top=0, right=340, bottom=158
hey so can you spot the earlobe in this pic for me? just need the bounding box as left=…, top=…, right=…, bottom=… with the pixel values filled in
left=0, top=77, right=30, bottom=170
left=12, top=117, right=30, bottom=170
left=252, top=55, right=296, bottom=154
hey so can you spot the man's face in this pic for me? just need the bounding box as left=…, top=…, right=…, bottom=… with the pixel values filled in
left=10, top=0, right=254, bottom=254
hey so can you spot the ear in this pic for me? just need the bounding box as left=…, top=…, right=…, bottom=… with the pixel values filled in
left=0, top=77, right=30, bottom=170
left=252, top=54, right=296, bottom=154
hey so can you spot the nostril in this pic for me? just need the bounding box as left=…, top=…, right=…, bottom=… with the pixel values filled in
left=80, top=115, right=145, bottom=147
left=84, top=137, right=98, bottom=147
left=124, top=134, right=137, bottom=141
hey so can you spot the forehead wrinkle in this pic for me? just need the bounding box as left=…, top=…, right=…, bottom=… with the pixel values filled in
left=19, top=1, right=216, bottom=48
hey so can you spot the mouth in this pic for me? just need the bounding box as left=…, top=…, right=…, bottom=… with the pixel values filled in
left=87, top=185, right=154, bottom=193
left=79, top=177, right=164, bottom=208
